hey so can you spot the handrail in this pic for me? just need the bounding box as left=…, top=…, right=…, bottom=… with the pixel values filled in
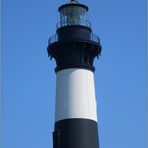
left=48, top=33, right=100, bottom=45
left=56, top=18, right=91, bottom=29
left=48, top=34, right=58, bottom=45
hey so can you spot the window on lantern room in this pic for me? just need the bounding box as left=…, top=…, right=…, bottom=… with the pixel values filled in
left=60, top=5, right=88, bottom=26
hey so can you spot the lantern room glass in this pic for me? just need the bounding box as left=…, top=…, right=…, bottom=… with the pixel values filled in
left=58, top=5, right=90, bottom=28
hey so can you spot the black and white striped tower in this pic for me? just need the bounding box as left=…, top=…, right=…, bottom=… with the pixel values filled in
left=47, top=0, right=102, bottom=148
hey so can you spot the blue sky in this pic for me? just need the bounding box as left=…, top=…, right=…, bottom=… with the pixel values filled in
left=2, top=0, right=147, bottom=148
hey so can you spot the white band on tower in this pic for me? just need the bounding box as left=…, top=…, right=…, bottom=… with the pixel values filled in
left=55, top=68, right=98, bottom=122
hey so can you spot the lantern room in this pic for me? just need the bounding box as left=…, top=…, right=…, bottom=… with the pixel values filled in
left=57, top=0, right=91, bottom=28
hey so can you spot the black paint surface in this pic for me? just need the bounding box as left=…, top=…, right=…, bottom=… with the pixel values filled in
left=47, top=26, right=102, bottom=73
left=58, top=3, right=89, bottom=12
left=53, top=118, right=100, bottom=148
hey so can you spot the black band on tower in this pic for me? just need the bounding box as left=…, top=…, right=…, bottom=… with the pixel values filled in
left=53, top=119, right=100, bottom=148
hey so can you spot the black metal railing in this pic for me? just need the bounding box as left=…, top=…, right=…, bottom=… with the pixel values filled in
left=48, top=33, right=100, bottom=45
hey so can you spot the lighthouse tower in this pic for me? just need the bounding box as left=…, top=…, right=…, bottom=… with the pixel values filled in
left=47, top=0, right=102, bottom=148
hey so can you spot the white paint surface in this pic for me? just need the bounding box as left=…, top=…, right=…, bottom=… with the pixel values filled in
left=55, top=68, right=98, bottom=122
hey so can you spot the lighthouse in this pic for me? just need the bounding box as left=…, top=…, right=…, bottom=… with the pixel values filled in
left=47, top=0, right=102, bottom=148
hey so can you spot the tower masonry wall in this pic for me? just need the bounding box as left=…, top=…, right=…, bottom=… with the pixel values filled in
left=55, top=68, right=98, bottom=122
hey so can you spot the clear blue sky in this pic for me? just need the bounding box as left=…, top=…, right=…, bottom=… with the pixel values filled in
left=2, top=0, right=147, bottom=148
